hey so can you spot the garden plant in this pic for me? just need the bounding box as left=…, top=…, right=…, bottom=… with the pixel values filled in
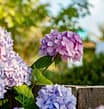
left=0, top=27, right=83, bottom=109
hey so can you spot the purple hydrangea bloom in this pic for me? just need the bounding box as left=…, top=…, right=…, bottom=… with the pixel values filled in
left=36, top=85, right=76, bottom=109
left=40, top=30, right=83, bottom=61
left=40, top=30, right=60, bottom=56
left=0, top=27, right=31, bottom=99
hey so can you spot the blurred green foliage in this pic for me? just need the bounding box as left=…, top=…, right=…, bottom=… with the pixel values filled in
left=0, top=0, right=48, bottom=64
left=44, top=49, right=104, bottom=85
left=0, top=0, right=90, bottom=65
left=42, top=0, right=91, bottom=33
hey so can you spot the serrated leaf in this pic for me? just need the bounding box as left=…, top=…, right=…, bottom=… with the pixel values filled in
left=14, top=85, right=34, bottom=98
left=32, top=68, right=53, bottom=85
left=31, top=56, right=53, bottom=69
left=14, top=85, right=36, bottom=109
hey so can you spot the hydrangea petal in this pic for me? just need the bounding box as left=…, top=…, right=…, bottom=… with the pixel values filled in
left=36, top=85, right=76, bottom=109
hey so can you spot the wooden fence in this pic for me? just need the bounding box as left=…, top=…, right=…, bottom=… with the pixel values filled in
left=1, top=85, right=104, bottom=109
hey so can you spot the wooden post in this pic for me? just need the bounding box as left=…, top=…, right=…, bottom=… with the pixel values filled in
left=76, top=86, right=104, bottom=109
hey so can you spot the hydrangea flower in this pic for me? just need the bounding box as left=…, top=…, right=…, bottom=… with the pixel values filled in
left=0, top=27, right=31, bottom=99
left=0, top=27, right=13, bottom=53
left=0, top=78, right=6, bottom=99
left=40, top=30, right=83, bottom=61
left=4, top=51, right=31, bottom=87
left=36, top=85, right=76, bottom=109
left=39, top=30, right=60, bottom=56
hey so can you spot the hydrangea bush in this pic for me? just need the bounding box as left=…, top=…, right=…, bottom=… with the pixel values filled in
left=0, top=27, right=83, bottom=109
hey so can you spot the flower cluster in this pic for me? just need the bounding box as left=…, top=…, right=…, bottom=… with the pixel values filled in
left=0, top=27, right=31, bottom=99
left=40, top=30, right=83, bottom=61
left=36, top=85, right=76, bottom=109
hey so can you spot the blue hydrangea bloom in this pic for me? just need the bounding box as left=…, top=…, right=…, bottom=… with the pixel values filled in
left=36, top=85, right=76, bottom=109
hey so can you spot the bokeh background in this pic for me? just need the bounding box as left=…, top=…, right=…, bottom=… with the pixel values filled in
left=0, top=0, right=104, bottom=85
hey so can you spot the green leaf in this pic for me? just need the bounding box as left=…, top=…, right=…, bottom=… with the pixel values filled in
left=32, top=68, right=53, bottom=85
left=14, top=85, right=34, bottom=99
left=67, top=7, right=78, bottom=18
left=14, top=85, right=36, bottom=109
left=54, top=55, right=61, bottom=65
left=31, top=56, right=53, bottom=69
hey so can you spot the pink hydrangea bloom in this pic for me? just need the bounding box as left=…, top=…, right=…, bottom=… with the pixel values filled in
left=0, top=27, right=31, bottom=99
left=40, top=30, right=83, bottom=61
left=57, top=31, right=83, bottom=61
